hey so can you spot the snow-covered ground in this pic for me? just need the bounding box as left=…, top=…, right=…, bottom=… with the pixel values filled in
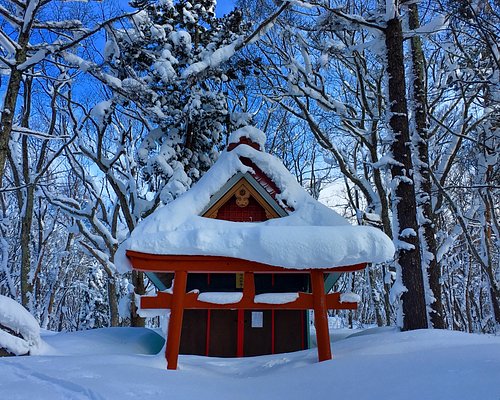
left=1, top=325, right=499, bottom=400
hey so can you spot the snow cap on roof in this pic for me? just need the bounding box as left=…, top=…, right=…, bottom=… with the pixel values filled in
left=115, top=126, right=394, bottom=272
left=227, top=126, right=266, bottom=152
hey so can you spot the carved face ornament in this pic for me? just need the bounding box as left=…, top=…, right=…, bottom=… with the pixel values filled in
left=235, top=187, right=250, bottom=207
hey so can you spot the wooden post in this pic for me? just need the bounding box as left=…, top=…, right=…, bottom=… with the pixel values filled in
left=311, top=270, right=332, bottom=362
left=165, top=270, right=187, bottom=370
left=237, top=309, right=245, bottom=357
left=243, top=272, right=255, bottom=299
left=237, top=272, right=256, bottom=357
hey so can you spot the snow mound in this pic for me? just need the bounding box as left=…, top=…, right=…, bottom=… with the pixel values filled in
left=0, top=295, right=42, bottom=356
left=40, top=327, right=165, bottom=356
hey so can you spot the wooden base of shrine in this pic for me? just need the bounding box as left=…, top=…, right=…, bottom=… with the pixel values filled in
left=127, top=251, right=364, bottom=370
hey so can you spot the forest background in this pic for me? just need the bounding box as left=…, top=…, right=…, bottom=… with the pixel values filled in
left=0, top=0, right=498, bottom=335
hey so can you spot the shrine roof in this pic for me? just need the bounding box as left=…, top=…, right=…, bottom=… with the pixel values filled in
left=115, top=126, right=394, bottom=272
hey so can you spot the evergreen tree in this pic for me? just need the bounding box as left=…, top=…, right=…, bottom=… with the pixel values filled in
left=104, top=0, right=251, bottom=202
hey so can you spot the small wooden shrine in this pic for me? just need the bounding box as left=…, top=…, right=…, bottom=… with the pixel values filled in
left=121, top=127, right=394, bottom=370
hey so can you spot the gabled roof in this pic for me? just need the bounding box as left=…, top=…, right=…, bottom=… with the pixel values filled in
left=115, top=126, right=394, bottom=272
left=200, top=172, right=288, bottom=219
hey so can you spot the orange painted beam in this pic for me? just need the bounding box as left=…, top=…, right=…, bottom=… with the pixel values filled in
left=126, top=250, right=366, bottom=274
left=311, top=270, right=332, bottom=362
left=187, top=292, right=314, bottom=310
left=140, top=291, right=359, bottom=311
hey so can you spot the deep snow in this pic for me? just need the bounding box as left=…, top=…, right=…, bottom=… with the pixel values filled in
left=0, top=326, right=499, bottom=400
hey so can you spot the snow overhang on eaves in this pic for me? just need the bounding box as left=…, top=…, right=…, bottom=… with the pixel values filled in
left=200, top=172, right=288, bottom=218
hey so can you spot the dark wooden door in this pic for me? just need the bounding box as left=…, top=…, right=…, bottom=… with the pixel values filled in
left=243, top=310, right=272, bottom=356
left=180, top=310, right=207, bottom=355
left=274, top=310, right=307, bottom=353
left=208, top=310, right=238, bottom=357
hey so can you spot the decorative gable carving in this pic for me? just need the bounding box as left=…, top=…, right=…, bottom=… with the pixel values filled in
left=235, top=185, right=250, bottom=208
left=203, top=178, right=281, bottom=221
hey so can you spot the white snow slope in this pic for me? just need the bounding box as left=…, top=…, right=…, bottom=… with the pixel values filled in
left=0, top=326, right=498, bottom=400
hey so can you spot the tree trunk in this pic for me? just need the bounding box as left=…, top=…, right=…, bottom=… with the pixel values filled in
left=0, top=3, right=37, bottom=184
left=368, top=266, right=384, bottom=326
left=482, top=171, right=500, bottom=327
left=385, top=13, right=428, bottom=331
left=108, top=278, right=120, bottom=327
left=131, top=270, right=146, bottom=327
left=20, top=186, right=34, bottom=308
left=407, top=3, right=446, bottom=329
left=0, top=68, right=24, bottom=185
left=18, top=77, right=34, bottom=309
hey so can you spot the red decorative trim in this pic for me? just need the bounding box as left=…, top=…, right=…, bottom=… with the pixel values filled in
left=140, top=291, right=358, bottom=311
left=227, top=137, right=262, bottom=152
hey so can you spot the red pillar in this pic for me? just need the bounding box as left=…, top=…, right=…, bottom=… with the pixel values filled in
left=165, top=270, right=188, bottom=370
left=237, top=272, right=255, bottom=357
left=310, top=270, right=332, bottom=362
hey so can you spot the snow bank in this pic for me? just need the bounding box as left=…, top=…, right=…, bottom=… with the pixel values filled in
left=0, top=295, right=42, bottom=355
left=116, top=127, right=394, bottom=272
left=1, top=327, right=499, bottom=400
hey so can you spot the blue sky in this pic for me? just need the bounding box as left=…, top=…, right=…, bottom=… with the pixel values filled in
left=118, top=1, right=235, bottom=16
left=216, top=0, right=236, bottom=16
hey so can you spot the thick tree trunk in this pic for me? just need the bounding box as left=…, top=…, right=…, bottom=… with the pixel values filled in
left=407, top=3, right=446, bottom=329
left=385, top=14, right=428, bottom=331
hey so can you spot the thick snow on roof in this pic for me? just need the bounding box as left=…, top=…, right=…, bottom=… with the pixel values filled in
left=116, top=127, right=394, bottom=272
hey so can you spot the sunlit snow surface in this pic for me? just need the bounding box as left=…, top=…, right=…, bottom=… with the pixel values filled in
left=0, top=326, right=499, bottom=400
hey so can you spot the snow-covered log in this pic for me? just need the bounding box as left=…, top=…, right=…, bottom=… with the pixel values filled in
left=0, top=295, right=41, bottom=356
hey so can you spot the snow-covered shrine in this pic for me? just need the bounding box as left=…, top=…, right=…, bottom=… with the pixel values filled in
left=117, top=126, right=394, bottom=370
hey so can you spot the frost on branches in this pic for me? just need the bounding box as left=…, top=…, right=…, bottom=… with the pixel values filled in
left=105, top=0, right=251, bottom=202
